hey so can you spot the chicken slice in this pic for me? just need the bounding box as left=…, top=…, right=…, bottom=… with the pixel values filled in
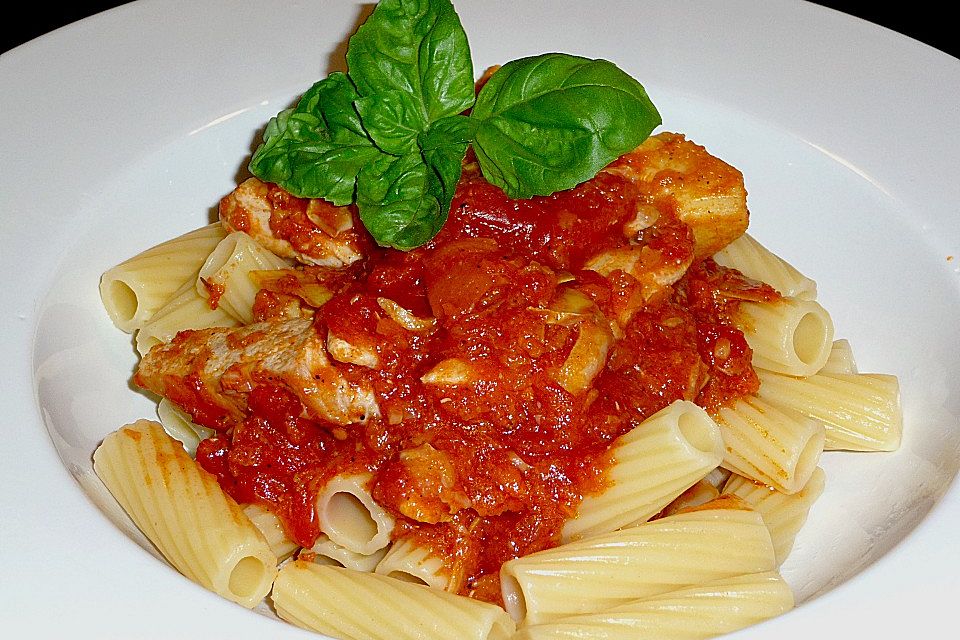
left=605, top=132, right=749, bottom=257
left=135, top=317, right=379, bottom=429
left=219, top=177, right=365, bottom=268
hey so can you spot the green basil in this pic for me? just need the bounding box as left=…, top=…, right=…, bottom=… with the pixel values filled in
left=248, top=0, right=661, bottom=250
left=419, top=114, right=475, bottom=208
left=357, top=153, right=444, bottom=250
left=347, top=0, right=475, bottom=122
left=248, top=72, right=384, bottom=206
left=354, top=115, right=472, bottom=249
left=354, top=90, right=426, bottom=155
left=470, top=53, right=661, bottom=199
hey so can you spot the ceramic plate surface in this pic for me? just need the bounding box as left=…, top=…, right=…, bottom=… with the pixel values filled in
left=2, top=0, right=958, bottom=637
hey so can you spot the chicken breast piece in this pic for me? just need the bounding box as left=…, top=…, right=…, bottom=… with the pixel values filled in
left=605, top=132, right=749, bottom=257
left=219, top=177, right=366, bottom=267
left=135, top=317, right=379, bottom=429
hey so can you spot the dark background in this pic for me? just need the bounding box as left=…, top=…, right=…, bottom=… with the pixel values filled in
left=1, top=2, right=957, bottom=59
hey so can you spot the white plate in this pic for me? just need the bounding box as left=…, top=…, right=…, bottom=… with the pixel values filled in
left=2, top=0, right=958, bottom=637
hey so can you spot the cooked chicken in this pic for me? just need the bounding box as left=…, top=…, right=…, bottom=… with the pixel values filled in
left=605, top=132, right=749, bottom=258
left=219, top=177, right=366, bottom=267
left=382, top=443, right=472, bottom=524
left=135, top=317, right=379, bottom=429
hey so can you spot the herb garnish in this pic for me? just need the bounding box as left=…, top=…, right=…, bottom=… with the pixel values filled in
left=249, top=0, right=661, bottom=250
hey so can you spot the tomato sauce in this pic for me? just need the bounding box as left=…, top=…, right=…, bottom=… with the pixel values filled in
left=438, top=162, right=640, bottom=272
left=193, top=167, right=771, bottom=602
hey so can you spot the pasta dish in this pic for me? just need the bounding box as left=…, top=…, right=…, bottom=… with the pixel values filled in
left=92, top=1, right=902, bottom=638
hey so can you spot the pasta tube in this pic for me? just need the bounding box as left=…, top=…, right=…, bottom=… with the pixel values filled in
left=92, top=420, right=277, bottom=607
left=712, top=232, right=817, bottom=300
left=819, top=338, right=858, bottom=375
left=562, top=400, right=724, bottom=541
left=514, top=572, right=794, bottom=640
left=501, top=497, right=776, bottom=625
left=242, top=503, right=300, bottom=562
left=315, top=472, right=395, bottom=555
left=196, top=231, right=292, bottom=323
left=135, top=277, right=239, bottom=356
left=374, top=535, right=460, bottom=591
left=713, top=395, right=824, bottom=494
left=308, top=533, right=387, bottom=572
left=756, top=369, right=902, bottom=452
left=272, top=561, right=516, bottom=640
left=702, top=466, right=732, bottom=490
left=657, top=479, right=721, bottom=519
left=100, top=222, right=227, bottom=332
left=722, top=468, right=826, bottom=565
left=155, top=398, right=215, bottom=457
left=736, top=297, right=834, bottom=377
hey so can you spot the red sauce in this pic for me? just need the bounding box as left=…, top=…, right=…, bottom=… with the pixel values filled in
left=192, top=168, right=771, bottom=602
left=200, top=279, right=225, bottom=311
left=673, top=258, right=780, bottom=412
left=437, top=163, right=640, bottom=272
left=162, top=372, right=234, bottom=432
left=199, top=385, right=359, bottom=545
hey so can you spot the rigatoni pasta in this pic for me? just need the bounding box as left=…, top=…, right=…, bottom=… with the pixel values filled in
left=196, top=231, right=292, bottom=323
left=820, top=338, right=858, bottom=374
left=722, top=467, right=827, bottom=565
left=315, top=473, right=395, bottom=556
left=135, top=277, right=239, bottom=356
left=242, top=503, right=301, bottom=562
left=272, top=561, right=516, bottom=640
left=92, top=420, right=277, bottom=607
left=513, top=572, right=794, bottom=640
left=99, top=222, right=227, bottom=332
left=712, top=232, right=817, bottom=300
left=374, top=535, right=460, bottom=590
left=713, top=396, right=825, bottom=494
left=735, top=296, right=834, bottom=377
left=657, top=479, right=721, bottom=518
left=155, top=397, right=215, bottom=457
left=500, top=498, right=777, bottom=625
left=307, top=533, right=387, bottom=572
left=756, top=368, right=902, bottom=452
left=561, top=400, right=724, bottom=541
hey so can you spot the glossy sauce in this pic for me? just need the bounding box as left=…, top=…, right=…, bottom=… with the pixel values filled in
left=195, top=165, right=774, bottom=602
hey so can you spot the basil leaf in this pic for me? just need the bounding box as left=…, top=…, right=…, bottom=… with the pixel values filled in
left=420, top=114, right=474, bottom=205
left=345, top=0, right=477, bottom=249
left=248, top=1, right=663, bottom=252
left=249, top=72, right=383, bottom=204
left=357, top=153, right=447, bottom=250
left=470, top=53, right=661, bottom=199
left=347, top=0, right=475, bottom=122
left=353, top=115, right=471, bottom=249
left=354, top=89, right=427, bottom=155
left=423, top=112, right=476, bottom=146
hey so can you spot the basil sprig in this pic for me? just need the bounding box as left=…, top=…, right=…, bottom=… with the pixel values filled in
left=249, top=0, right=660, bottom=250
